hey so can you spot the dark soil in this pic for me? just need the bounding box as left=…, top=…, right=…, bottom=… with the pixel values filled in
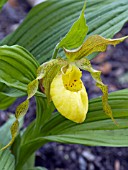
left=0, top=1, right=128, bottom=170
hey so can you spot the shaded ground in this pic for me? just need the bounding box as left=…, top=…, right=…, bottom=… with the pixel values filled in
left=0, top=1, right=128, bottom=170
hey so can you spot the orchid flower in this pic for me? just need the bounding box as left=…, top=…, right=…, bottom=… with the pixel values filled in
left=50, top=64, right=88, bottom=123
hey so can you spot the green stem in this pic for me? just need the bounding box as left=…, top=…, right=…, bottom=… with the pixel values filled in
left=52, top=43, right=59, bottom=59
left=15, top=97, right=54, bottom=170
left=15, top=132, right=47, bottom=170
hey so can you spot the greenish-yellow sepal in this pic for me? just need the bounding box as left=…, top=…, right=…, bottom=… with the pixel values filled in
left=15, top=99, right=29, bottom=119
left=76, top=58, right=116, bottom=123
left=27, top=79, right=38, bottom=99
left=37, top=60, right=59, bottom=79
left=64, top=35, right=128, bottom=61
left=0, top=120, right=19, bottom=151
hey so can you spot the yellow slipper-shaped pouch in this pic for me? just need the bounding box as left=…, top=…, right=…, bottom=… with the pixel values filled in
left=50, top=64, right=88, bottom=123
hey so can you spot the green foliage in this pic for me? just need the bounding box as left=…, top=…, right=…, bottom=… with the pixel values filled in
left=52, top=2, right=88, bottom=59
left=0, top=93, right=16, bottom=110
left=39, top=89, right=128, bottom=147
left=1, top=0, right=128, bottom=63
left=0, top=114, right=23, bottom=152
left=27, top=167, right=47, bottom=170
left=57, top=2, right=88, bottom=49
left=15, top=97, right=54, bottom=169
left=0, top=144, right=15, bottom=170
left=0, top=0, right=128, bottom=169
left=15, top=89, right=128, bottom=168
left=0, top=115, right=15, bottom=146
left=0, top=116, right=21, bottom=170
left=0, top=45, right=43, bottom=97
left=0, top=0, right=8, bottom=9
left=22, top=154, right=35, bottom=170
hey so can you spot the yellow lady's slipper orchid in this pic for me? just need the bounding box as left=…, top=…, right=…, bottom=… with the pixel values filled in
left=1, top=1, right=128, bottom=152
left=50, top=64, right=88, bottom=123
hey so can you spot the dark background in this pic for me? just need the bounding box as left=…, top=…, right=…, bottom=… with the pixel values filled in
left=0, top=1, right=128, bottom=170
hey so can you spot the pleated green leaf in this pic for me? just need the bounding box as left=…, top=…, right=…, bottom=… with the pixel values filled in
left=0, top=83, right=25, bottom=110
left=0, top=87, right=26, bottom=98
left=0, top=144, right=15, bottom=170
left=0, top=83, right=15, bottom=110
left=0, top=45, right=43, bottom=97
left=1, top=0, right=128, bottom=63
left=0, top=93, right=16, bottom=110
left=40, top=89, right=128, bottom=147
left=14, top=89, right=128, bottom=168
